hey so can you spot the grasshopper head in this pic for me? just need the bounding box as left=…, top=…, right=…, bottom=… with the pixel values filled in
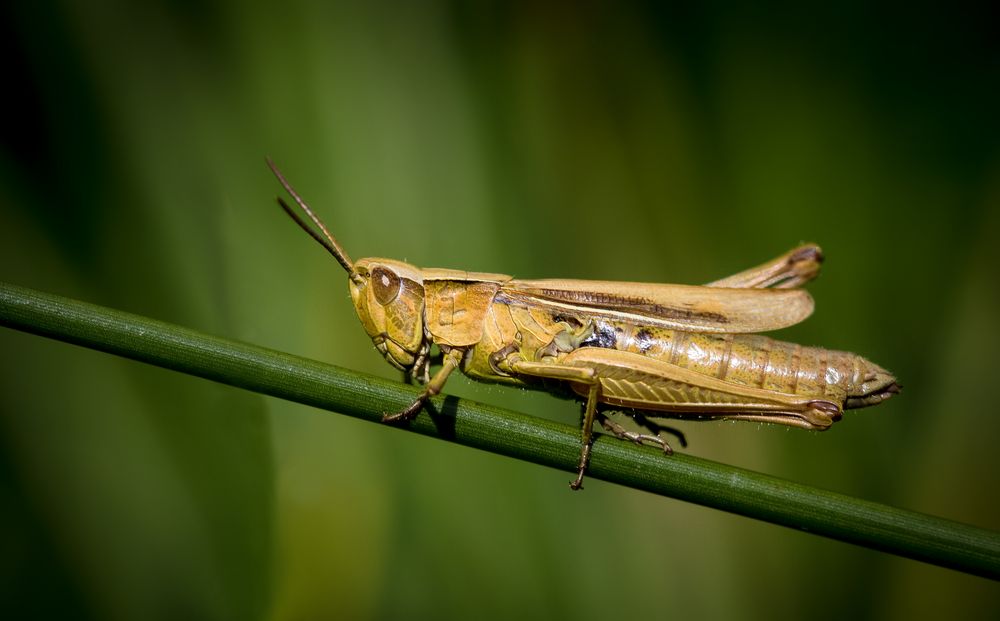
left=349, top=258, right=428, bottom=371
left=268, top=159, right=430, bottom=374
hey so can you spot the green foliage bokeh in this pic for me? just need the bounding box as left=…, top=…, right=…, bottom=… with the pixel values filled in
left=1, top=2, right=998, bottom=619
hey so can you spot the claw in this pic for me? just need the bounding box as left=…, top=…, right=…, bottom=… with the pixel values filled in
left=382, top=397, right=425, bottom=423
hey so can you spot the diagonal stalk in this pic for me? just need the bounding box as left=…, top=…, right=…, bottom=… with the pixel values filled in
left=1, top=280, right=998, bottom=580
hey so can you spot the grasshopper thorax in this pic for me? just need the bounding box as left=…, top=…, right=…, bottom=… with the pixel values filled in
left=350, top=258, right=429, bottom=373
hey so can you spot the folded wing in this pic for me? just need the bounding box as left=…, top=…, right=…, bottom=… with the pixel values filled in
left=501, top=279, right=814, bottom=333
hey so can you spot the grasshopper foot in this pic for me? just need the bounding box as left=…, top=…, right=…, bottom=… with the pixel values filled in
left=382, top=348, right=465, bottom=424
left=382, top=397, right=426, bottom=423
left=569, top=444, right=590, bottom=490
left=598, top=414, right=675, bottom=454
left=630, top=413, right=687, bottom=449
left=569, top=440, right=593, bottom=490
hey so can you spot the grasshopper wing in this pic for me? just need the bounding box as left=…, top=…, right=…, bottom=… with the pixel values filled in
left=501, top=279, right=814, bottom=333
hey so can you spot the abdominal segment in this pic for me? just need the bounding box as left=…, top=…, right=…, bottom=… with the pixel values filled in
left=616, top=324, right=859, bottom=404
left=466, top=301, right=886, bottom=423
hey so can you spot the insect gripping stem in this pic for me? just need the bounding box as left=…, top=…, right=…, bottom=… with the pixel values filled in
left=268, top=161, right=899, bottom=491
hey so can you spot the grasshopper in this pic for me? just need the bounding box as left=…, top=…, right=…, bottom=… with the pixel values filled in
left=268, top=160, right=899, bottom=489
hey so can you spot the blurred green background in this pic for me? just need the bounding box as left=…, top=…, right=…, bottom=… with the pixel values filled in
left=1, top=1, right=998, bottom=619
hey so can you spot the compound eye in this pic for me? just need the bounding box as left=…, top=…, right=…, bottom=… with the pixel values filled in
left=371, top=267, right=401, bottom=305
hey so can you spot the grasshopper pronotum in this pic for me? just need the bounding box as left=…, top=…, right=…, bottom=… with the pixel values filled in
left=269, top=160, right=899, bottom=489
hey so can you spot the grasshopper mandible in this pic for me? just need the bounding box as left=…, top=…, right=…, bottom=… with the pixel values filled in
left=268, top=160, right=899, bottom=489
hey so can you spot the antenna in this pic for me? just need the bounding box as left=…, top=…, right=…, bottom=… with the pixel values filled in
left=266, top=157, right=357, bottom=277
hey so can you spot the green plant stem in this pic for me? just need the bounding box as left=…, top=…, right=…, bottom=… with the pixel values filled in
left=1, top=280, right=998, bottom=580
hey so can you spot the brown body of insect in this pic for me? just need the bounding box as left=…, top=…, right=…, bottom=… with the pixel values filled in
left=467, top=298, right=896, bottom=430
left=269, top=160, right=899, bottom=489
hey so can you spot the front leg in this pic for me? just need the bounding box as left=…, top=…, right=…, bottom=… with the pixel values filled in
left=383, top=348, right=464, bottom=423
left=403, top=343, right=434, bottom=385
